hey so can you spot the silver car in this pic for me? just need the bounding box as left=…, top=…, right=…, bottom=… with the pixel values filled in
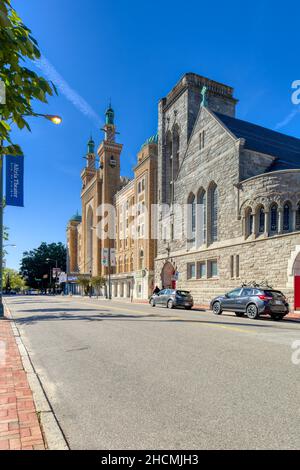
left=149, top=289, right=194, bottom=310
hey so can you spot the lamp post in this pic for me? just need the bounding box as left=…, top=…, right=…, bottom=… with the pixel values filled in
left=0, top=113, right=62, bottom=317
left=46, top=258, right=58, bottom=295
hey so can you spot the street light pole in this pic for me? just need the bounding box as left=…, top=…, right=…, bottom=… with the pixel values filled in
left=0, top=143, right=4, bottom=316
left=0, top=112, right=62, bottom=317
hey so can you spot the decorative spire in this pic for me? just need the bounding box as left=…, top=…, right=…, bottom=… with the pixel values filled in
left=87, top=135, right=95, bottom=154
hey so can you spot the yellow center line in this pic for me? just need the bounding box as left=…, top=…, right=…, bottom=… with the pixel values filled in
left=66, top=297, right=256, bottom=335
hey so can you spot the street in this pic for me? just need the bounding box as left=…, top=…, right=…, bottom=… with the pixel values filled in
left=4, top=295, right=300, bottom=450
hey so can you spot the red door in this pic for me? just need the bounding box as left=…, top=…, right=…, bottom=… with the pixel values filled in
left=294, top=276, right=300, bottom=310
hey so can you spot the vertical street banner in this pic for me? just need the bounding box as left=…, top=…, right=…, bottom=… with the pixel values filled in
left=110, top=248, right=116, bottom=267
left=6, top=155, right=24, bottom=207
left=101, top=248, right=109, bottom=267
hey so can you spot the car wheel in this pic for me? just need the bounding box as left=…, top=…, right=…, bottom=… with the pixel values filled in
left=271, top=313, right=284, bottom=321
left=150, top=298, right=155, bottom=307
left=167, top=300, right=174, bottom=309
left=246, top=304, right=259, bottom=319
left=235, top=312, right=244, bottom=317
left=185, top=306, right=192, bottom=310
left=213, top=301, right=222, bottom=315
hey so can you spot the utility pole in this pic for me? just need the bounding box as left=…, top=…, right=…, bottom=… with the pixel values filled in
left=0, top=140, right=4, bottom=316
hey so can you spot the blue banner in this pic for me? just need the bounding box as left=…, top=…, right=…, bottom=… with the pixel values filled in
left=6, top=155, right=24, bottom=207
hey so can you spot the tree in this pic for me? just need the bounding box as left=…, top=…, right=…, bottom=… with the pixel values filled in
left=91, top=276, right=106, bottom=298
left=20, top=242, right=66, bottom=290
left=3, top=268, right=26, bottom=292
left=77, top=276, right=91, bottom=296
left=0, top=0, right=57, bottom=155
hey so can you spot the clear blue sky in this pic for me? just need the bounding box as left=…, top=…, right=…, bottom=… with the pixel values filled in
left=6, top=0, right=300, bottom=270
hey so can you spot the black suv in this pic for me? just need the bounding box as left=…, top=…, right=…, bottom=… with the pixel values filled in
left=210, top=287, right=289, bottom=321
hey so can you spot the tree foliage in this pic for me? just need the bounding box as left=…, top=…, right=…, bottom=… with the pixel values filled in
left=19, top=242, right=66, bottom=289
left=0, top=0, right=57, bottom=154
left=77, top=276, right=91, bottom=296
left=3, top=267, right=26, bottom=291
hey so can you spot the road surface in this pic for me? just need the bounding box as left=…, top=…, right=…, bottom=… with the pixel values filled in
left=5, top=295, right=300, bottom=450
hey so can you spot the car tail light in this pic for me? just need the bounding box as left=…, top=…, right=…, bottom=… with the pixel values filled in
left=257, top=294, right=273, bottom=301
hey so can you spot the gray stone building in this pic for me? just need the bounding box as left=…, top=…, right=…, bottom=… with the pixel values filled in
left=155, top=72, right=300, bottom=309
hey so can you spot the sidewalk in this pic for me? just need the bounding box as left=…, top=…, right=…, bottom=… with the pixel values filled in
left=0, top=315, right=45, bottom=450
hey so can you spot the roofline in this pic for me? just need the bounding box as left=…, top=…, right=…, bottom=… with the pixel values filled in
left=241, top=168, right=300, bottom=185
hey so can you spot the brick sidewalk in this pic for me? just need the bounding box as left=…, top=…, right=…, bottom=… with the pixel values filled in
left=0, top=317, right=45, bottom=450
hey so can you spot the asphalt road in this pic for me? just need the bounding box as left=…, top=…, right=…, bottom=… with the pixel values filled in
left=5, top=295, right=300, bottom=450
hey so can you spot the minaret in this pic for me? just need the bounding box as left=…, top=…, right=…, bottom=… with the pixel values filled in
left=81, top=136, right=96, bottom=188
left=98, top=104, right=123, bottom=198
left=98, top=105, right=123, bottom=278
left=87, top=136, right=96, bottom=168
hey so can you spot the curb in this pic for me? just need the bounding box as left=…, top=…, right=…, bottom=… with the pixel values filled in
left=3, top=300, right=69, bottom=451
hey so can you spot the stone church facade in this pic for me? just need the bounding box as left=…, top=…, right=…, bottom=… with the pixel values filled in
left=155, top=73, right=300, bottom=309
left=67, top=72, right=300, bottom=308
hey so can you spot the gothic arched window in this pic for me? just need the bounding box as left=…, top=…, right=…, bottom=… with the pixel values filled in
left=187, top=193, right=196, bottom=244
left=296, top=202, right=300, bottom=231
left=283, top=202, right=291, bottom=231
left=270, top=203, right=278, bottom=232
left=198, top=190, right=207, bottom=245
left=210, top=185, right=218, bottom=242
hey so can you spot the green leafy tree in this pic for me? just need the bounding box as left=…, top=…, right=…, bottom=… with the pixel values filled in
left=77, top=276, right=91, bottom=296
left=20, top=242, right=66, bottom=289
left=3, top=267, right=26, bottom=292
left=0, top=0, right=57, bottom=154
left=91, top=275, right=106, bottom=298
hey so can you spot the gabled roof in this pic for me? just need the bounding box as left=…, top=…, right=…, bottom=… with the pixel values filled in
left=214, top=112, right=300, bottom=171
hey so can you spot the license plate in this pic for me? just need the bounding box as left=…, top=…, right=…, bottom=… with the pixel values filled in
left=275, top=300, right=283, bottom=305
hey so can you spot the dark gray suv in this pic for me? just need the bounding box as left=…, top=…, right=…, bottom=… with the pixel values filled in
left=150, top=289, right=194, bottom=309
left=210, top=287, right=289, bottom=321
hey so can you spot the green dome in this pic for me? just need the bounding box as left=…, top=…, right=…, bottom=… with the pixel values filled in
left=70, top=211, right=82, bottom=222
left=141, top=133, right=158, bottom=149
left=105, top=106, right=114, bottom=125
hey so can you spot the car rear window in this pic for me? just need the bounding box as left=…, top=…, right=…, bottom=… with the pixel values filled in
left=265, top=290, right=284, bottom=299
left=176, top=290, right=190, bottom=296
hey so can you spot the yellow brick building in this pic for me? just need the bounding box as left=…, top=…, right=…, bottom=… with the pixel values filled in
left=66, top=107, right=157, bottom=299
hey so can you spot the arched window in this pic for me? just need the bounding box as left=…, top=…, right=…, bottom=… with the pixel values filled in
left=210, top=185, right=218, bottom=242
left=187, top=193, right=196, bottom=243
left=130, top=254, right=134, bottom=272
left=296, top=202, right=300, bottom=231
left=173, top=127, right=180, bottom=179
left=258, top=206, right=265, bottom=233
left=198, top=190, right=206, bottom=245
left=166, top=131, right=173, bottom=205
left=245, top=207, right=253, bottom=237
left=283, top=202, right=291, bottom=231
left=139, top=249, right=144, bottom=270
left=270, top=203, right=278, bottom=232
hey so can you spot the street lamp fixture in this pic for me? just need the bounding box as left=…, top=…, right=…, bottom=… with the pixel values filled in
left=42, top=115, right=62, bottom=125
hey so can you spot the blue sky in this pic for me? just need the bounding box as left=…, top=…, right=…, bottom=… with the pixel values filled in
left=6, top=0, right=300, bottom=270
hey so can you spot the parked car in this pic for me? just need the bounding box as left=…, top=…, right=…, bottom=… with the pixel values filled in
left=149, top=289, right=194, bottom=309
left=210, top=287, right=289, bottom=321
